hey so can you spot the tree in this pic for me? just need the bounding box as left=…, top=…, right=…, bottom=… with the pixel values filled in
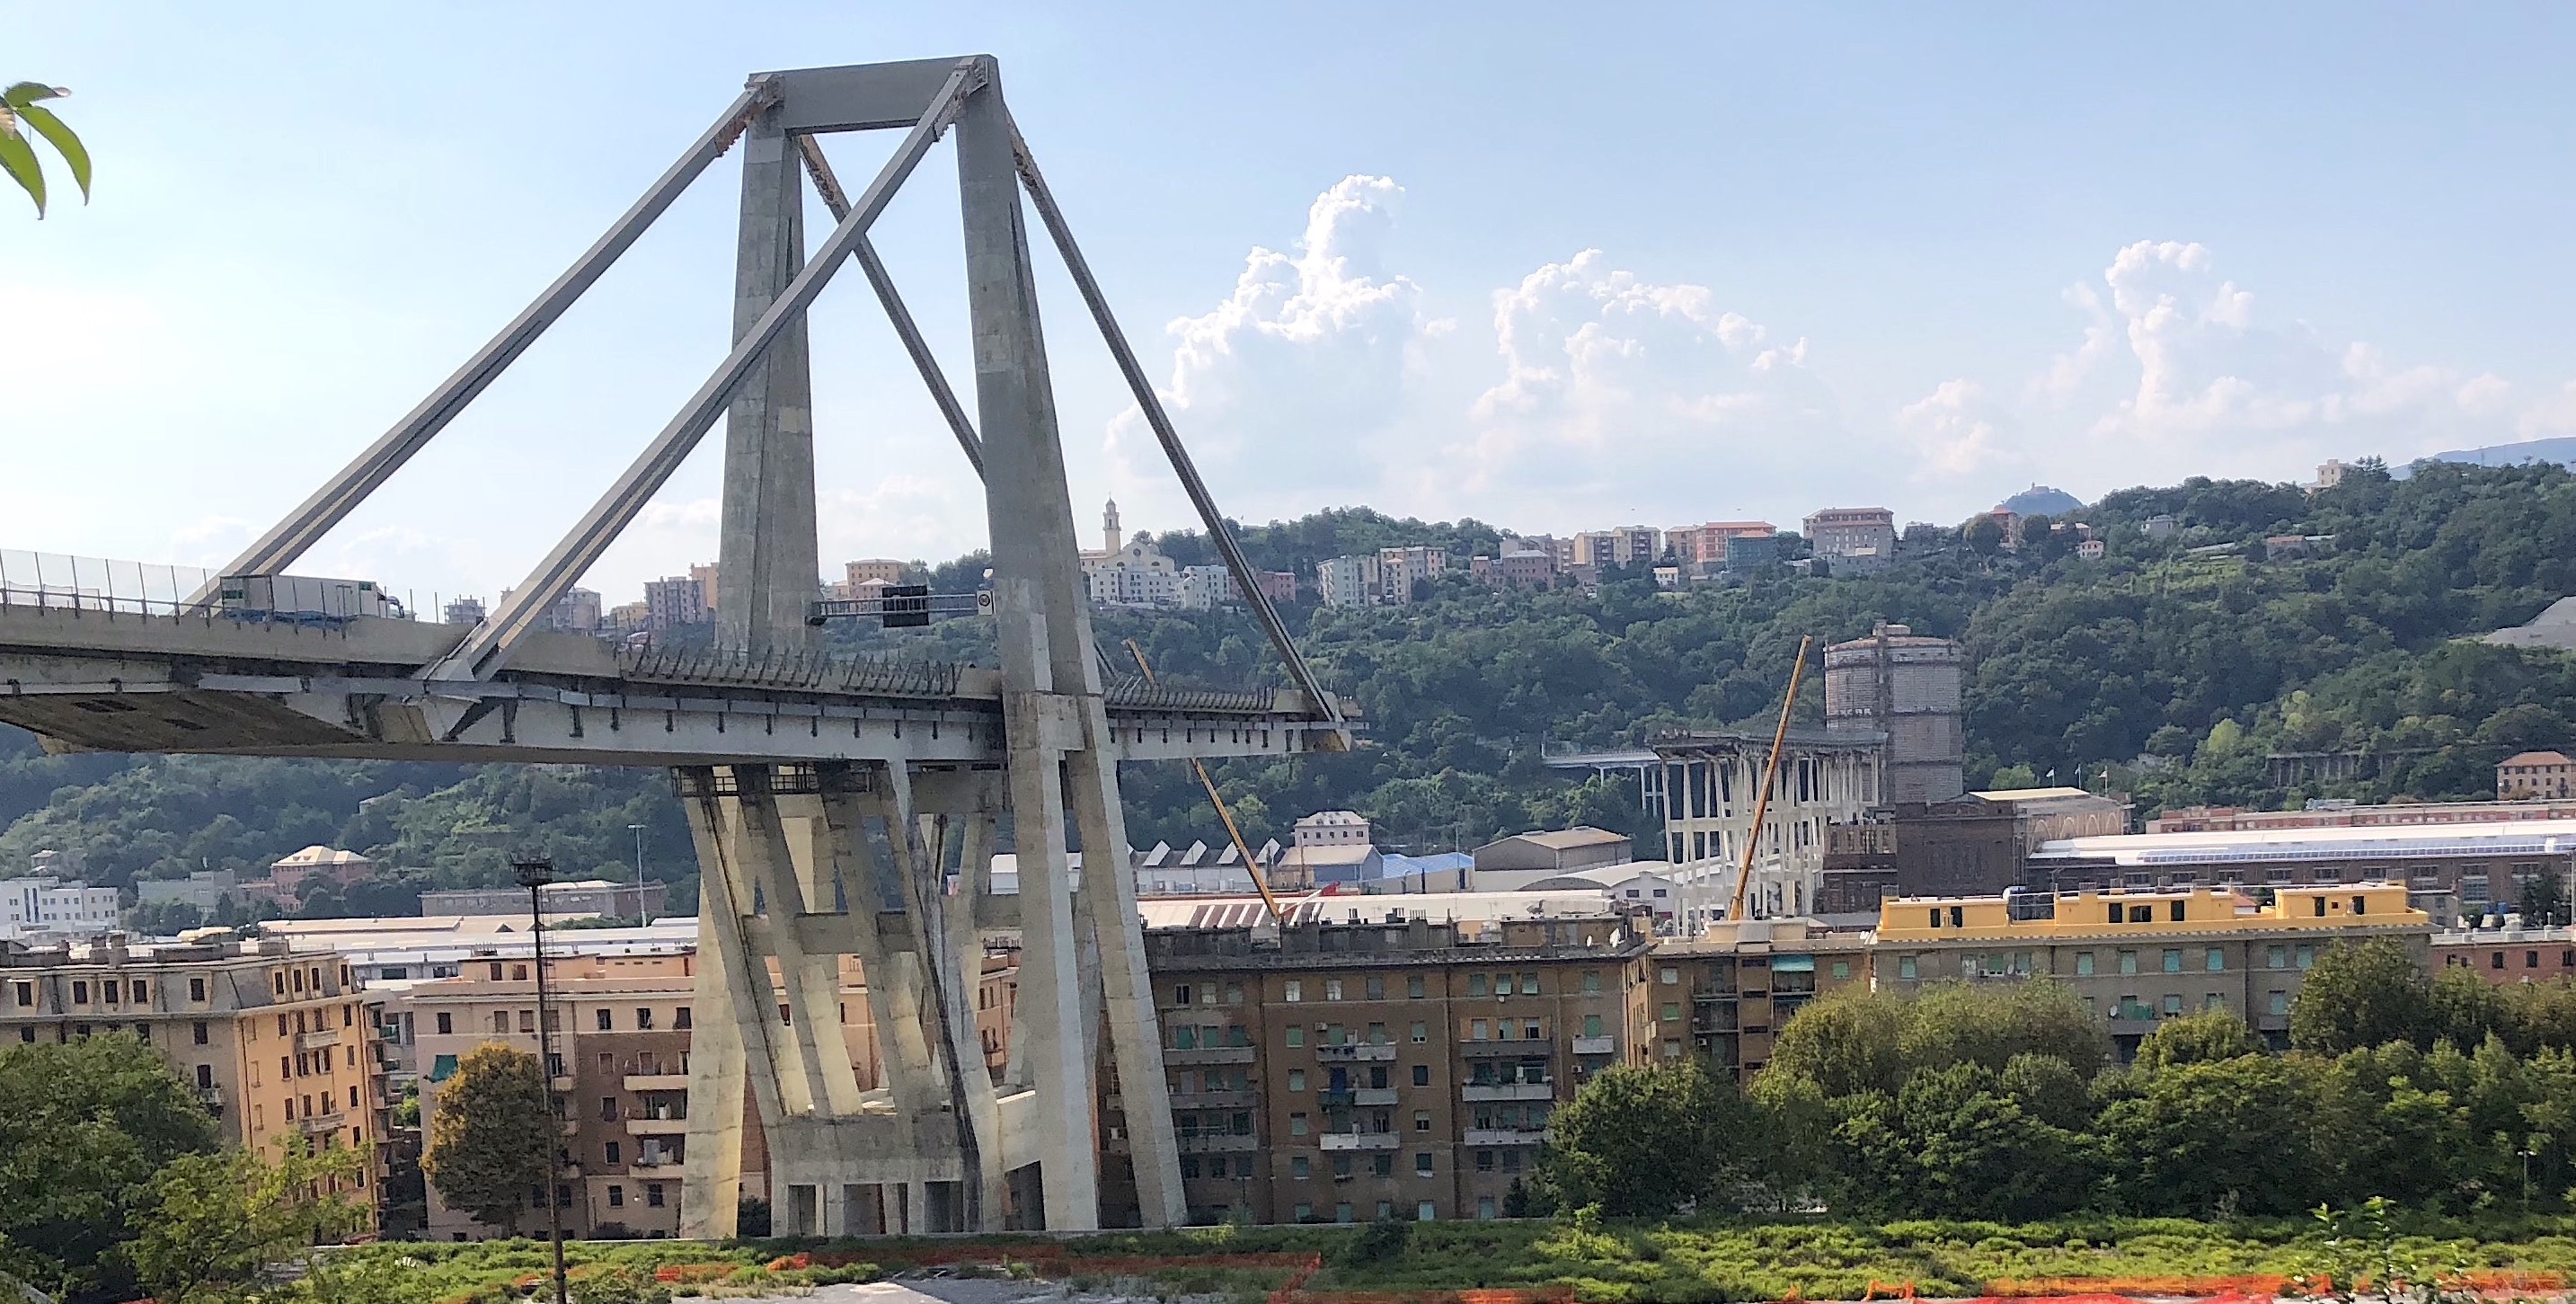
left=0, top=1036, right=219, bottom=1297
left=2293, top=937, right=2435, bottom=1054
left=1537, top=1060, right=1750, bottom=1217
left=2095, top=1052, right=2319, bottom=1215
left=1827, top=1060, right=2095, bottom=1220
left=421, top=1044, right=553, bottom=1234
left=2130, top=1009, right=2261, bottom=1071
left=125, top=1137, right=367, bottom=1304
left=1, top=83, right=88, bottom=217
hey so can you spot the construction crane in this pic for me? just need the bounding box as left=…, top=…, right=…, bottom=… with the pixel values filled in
left=1729, top=635, right=1815, bottom=924
left=1124, top=640, right=1289, bottom=926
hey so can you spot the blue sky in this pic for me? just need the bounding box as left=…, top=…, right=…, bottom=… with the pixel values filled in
left=6, top=3, right=2576, bottom=607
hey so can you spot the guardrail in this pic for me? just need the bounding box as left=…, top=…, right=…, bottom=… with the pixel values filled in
left=0, top=549, right=222, bottom=618
left=617, top=643, right=963, bottom=698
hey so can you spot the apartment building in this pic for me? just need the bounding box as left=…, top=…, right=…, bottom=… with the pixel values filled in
left=0, top=935, right=386, bottom=1225
left=1131, top=916, right=1647, bottom=1226
left=1664, top=522, right=1776, bottom=573
left=1316, top=554, right=1381, bottom=609
left=2149, top=797, right=2576, bottom=833
left=0, top=875, right=120, bottom=939
left=1872, top=883, right=2430, bottom=1058
left=2435, top=923, right=2576, bottom=981
left=402, top=949, right=1018, bottom=1239
left=1377, top=547, right=1449, bottom=605
left=1801, top=508, right=1899, bottom=561
left=2500, top=751, right=2576, bottom=801
left=642, top=575, right=709, bottom=632
left=1625, top=918, right=1868, bottom=1078
left=1177, top=565, right=1240, bottom=611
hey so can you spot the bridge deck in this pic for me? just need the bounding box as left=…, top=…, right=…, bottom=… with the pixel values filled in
left=0, top=605, right=1350, bottom=766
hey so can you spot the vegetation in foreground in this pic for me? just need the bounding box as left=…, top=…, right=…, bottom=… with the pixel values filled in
left=302, top=1209, right=2576, bottom=1304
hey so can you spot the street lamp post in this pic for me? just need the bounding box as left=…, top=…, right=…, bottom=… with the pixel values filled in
left=628, top=823, right=649, bottom=923
left=514, top=855, right=569, bottom=1304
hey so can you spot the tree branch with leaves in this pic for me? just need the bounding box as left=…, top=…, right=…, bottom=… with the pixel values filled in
left=1, top=82, right=89, bottom=217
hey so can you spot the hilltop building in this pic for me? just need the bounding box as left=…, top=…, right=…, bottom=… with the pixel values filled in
left=2500, top=750, right=2576, bottom=801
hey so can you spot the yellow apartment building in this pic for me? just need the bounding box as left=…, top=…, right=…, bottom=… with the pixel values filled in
left=1872, top=883, right=2429, bottom=1056
left=0, top=933, right=386, bottom=1226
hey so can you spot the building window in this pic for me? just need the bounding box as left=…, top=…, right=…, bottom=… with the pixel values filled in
left=1291, top=1158, right=1311, bottom=1180
left=1415, top=1152, right=1433, bottom=1176
left=2161, top=949, right=2183, bottom=974
left=606, top=1141, right=622, bottom=1166
left=193, top=1021, right=209, bottom=1046
left=2266, top=945, right=2288, bottom=970
left=189, top=978, right=206, bottom=1002
left=2205, top=948, right=2226, bottom=972
left=1418, top=1201, right=1438, bottom=1221
left=1285, top=1026, right=1305, bottom=1048
left=596, top=1009, right=613, bottom=1032
left=1660, top=967, right=1678, bottom=986
left=1366, top=977, right=1385, bottom=1000
left=2075, top=953, right=2096, bottom=977
left=646, top=1184, right=665, bottom=1207
left=674, top=1007, right=692, bottom=1029
left=1897, top=955, right=1917, bottom=980
left=1173, top=984, right=1194, bottom=1007
left=2160, top=994, right=2183, bottom=1016
left=2268, top=990, right=2288, bottom=1016
left=1289, top=1113, right=1309, bottom=1136
left=2493, top=952, right=2508, bottom=971
left=2118, top=951, right=2138, bottom=975
left=1325, top=980, right=1344, bottom=1001
left=607, top=1184, right=624, bottom=1207
left=2296, top=945, right=2316, bottom=970
left=1412, top=1064, right=1430, bottom=1087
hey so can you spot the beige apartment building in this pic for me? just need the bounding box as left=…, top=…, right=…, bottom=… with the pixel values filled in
left=1626, top=918, right=1870, bottom=1078
left=403, top=949, right=1017, bottom=1239
left=1, top=934, right=387, bottom=1225
left=1126, top=916, right=1647, bottom=1226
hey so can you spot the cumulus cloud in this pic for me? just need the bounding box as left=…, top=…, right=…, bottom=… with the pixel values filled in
left=1449, top=250, right=1837, bottom=521
left=2028, top=240, right=2518, bottom=482
left=1898, top=379, right=2014, bottom=483
left=1107, top=175, right=1431, bottom=517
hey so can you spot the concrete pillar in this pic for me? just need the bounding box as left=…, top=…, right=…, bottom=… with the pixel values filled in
left=1067, top=702, right=1185, bottom=1228
left=734, top=768, right=863, bottom=1117
left=716, top=102, right=818, bottom=653
left=958, top=77, right=1106, bottom=1229
left=677, top=767, right=792, bottom=1237
left=817, top=782, right=944, bottom=1117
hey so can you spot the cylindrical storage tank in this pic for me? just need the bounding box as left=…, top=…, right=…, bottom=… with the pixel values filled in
left=1824, top=623, right=1965, bottom=804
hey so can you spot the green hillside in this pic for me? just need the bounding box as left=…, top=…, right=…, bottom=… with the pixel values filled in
left=10, top=458, right=2576, bottom=919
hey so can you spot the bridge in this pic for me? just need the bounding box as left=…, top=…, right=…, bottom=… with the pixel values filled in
left=0, top=56, right=1351, bottom=1237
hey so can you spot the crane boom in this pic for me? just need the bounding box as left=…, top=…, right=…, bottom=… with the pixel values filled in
left=1729, top=635, right=1814, bottom=923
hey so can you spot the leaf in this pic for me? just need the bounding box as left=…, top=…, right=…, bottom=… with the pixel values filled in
left=13, top=105, right=87, bottom=200
left=0, top=84, right=68, bottom=109
left=0, top=130, right=44, bottom=217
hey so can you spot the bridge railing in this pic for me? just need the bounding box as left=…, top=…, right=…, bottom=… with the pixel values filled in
left=0, top=550, right=221, bottom=618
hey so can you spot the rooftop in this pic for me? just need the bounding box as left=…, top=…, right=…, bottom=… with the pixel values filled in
left=2035, top=819, right=2576, bottom=865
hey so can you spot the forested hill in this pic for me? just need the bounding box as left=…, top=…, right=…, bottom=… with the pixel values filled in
left=12, top=458, right=2576, bottom=920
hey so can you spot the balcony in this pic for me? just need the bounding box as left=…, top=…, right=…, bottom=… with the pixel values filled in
left=1166, top=1046, right=1256, bottom=1066
left=624, top=1114, right=689, bottom=1136
left=1462, top=1083, right=1554, bottom=1102
left=622, top=1073, right=689, bottom=1092
left=297, top=1028, right=342, bottom=1051
left=196, top=1086, right=225, bottom=1110
left=300, top=1110, right=347, bottom=1134
left=630, top=1150, right=682, bottom=1169
left=1353, top=1087, right=1399, bottom=1106
left=1178, top=1133, right=1259, bottom=1154
left=1314, top=1043, right=1396, bottom=1062
left=1570, top=1036, right=1616, bottom=1055
left=1184, top=1089, right=1260, bottom=1110
left=1464, top=1127, right=1547, bottom=1147
left=1317, top=1131, right=1401, bottom=1151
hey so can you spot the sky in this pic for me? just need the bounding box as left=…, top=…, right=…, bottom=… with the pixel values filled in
left=7, top=3, right=2576, bottom=608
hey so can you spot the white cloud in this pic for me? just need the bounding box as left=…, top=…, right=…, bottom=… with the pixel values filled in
left=1448, top=250, right=1837, bottom=524
left=2027, top=239, right=2518, bottom=483
left=1107, top=175, right=1430, bottom=521
left=1898, top=379, right=2014, bottom=482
